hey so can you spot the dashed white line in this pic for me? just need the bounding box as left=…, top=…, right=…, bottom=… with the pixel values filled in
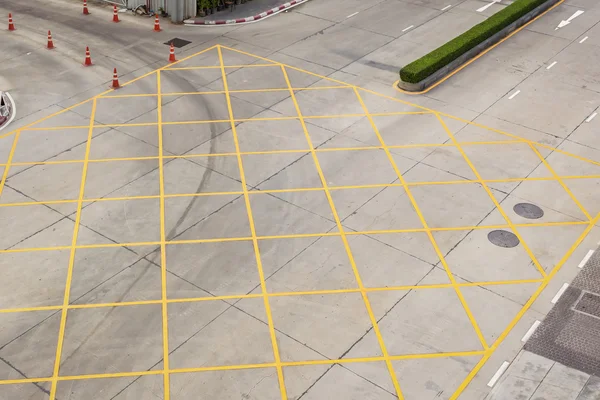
left=521, top=320, right=541, bottom=342
left=578, top=250, right=595, bottom=268
left=402, top=25, right=414, bottom=32
left=551, top=283, right=569, bottom=304
left=580, top=36, right=589, bottom=43
left=508, top=90, right=521, bottom=99
left=546, top=61, right=557, bottom=70
left=442, top=4, right=452, bottom=10
left=586, top=112, right=598, bottom=123
left=346, top=11, right=359, bottom=18
left=487, top=361, right=510, bottom=387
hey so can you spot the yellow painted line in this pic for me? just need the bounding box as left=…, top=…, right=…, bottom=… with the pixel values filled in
left=217, top=46, right=288, bottom=400
left=528, top=142, right=592, bottom=221
left=354, top=88, right=489, bottom=353
left=392, top=0, right=565, bottom=95
left=450, top=213, right=600, bottom=399
left=164, top=63, right=279, bottom=71
left=0, top=130, right=20, bottom=198
left=281, top=65, right=406, bottom=400
left=48, top=98, right=98, bottom=400
left=156, top=70, right=172, bottom=400
left=436, top=114, right=548, bottom=278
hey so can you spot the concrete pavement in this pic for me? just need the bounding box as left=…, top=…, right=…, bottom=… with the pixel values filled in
left=2, top=0, right=600, bottom=399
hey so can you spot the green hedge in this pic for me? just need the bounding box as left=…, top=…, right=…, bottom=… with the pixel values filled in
left=399, top=0, right=549, bottom=84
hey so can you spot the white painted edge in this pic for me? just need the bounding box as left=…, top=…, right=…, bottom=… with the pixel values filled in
left=441, top=4, right=452, bottom=10
left=402, top=25, right=414, bottom=32
left=578, top=250, right=595, bottom=268
left=487, top=361, right=510, bottom=387
left=551, top=283, right=569, bottom=304
left=0, top=92, right=16, bottom=133
left=586, top=112, right=598, bottom=123
left=580, top=36, right=589, bottom=43
left=521, top=320, right=541, bottom=342
left=508, top=90, right=521, bottom=99
left=184, top=0, right=308, bottom=26
left=546, top=61, right=557, bottom=70
left=347, top=11, right=359, bottom=18
left=477, top=0, right=500, bottom=13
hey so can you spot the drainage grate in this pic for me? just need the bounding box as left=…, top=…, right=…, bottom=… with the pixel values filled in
left=165, top=38, right=192, bottom=48
left=574, top=291, right=600, bottom=320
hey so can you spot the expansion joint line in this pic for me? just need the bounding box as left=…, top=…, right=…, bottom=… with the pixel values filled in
left=48, top=98, right=98, bottom=400
left=351, top=88, right=489, bottom=355
left=280, top=66, right=406, bottom=400
left=157, top=70, right=172, bottom=400
left=434, top=113, right=547, bottom=278
left=217, top=46, right=288, bottom=400
left=527, top=142, right=591, bottom=221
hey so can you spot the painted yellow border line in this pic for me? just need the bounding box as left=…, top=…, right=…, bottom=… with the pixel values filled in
left=392, top=0, right=566, bottom=95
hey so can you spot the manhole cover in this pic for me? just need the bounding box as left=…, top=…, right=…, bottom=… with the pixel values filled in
left=165, top=38, right=192, bottom=48
left=513, top=203, right=544, bottom=219
left=488, top=230, right=520, bottom=248
left=574, top=292, right=600, bottom=320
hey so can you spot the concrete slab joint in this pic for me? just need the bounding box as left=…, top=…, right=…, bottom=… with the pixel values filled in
left=397, top=0, right=562, bottom=93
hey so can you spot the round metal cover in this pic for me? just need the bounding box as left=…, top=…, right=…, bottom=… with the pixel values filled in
left=513, top=203, right=544, bottom=219
left=488, top=230, right=520, bottom=248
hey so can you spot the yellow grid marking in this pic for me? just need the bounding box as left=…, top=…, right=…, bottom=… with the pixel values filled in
left=435, top=114, right=548, bottom=278
left=48, top=98, right=97, bottom=400
left=281, top=63, right=405, bottom=399
left=0, top=44, right=599, bottom=399
left=353, top=88, right=489, bottom=353
left=217, top=46, right=288, bottom=399
left=0, top=278, right=544, bottom=315
left=156, top=70, right=172, bottom=400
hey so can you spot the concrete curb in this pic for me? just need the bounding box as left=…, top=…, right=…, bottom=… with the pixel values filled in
left=397, top=0, right=562, bottom=92
left=184, top=0, right=307, bottom=26
left=0, top=92, right=16, bottom=133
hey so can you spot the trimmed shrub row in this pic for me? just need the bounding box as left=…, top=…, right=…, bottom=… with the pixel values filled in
left=399, top=0, right=549, bottom=84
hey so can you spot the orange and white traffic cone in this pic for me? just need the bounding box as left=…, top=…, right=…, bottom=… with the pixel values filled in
left=111, top=68, right=120, bottom=89
left=47, top=30, right=55, bottom=49
left=83, top=0, right=90, bottom=15
left=168, top=43, right=176, bottom=63
left=8, top=13, right=15, bottom=31
left=83, top=46, right=92, bottom=66
left=112, top=5, right=119, bottom=22
left=153, top=15, right=161, bottom=32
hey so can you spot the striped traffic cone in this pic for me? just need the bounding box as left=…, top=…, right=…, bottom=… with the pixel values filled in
left=8, top=13, right=15, bottom=31
left=153, top=14, right=161, bottom=32
left=112, top=5, right=119, bottom=22
left=83, top=0, right=90, bottom=15
left=168, top=43, right=176, bottom=63
left=111, top=68, right=120, bottom=89
left=83, top=46, right=92, bottom=66
left=47, top=30, right=55, bottom=49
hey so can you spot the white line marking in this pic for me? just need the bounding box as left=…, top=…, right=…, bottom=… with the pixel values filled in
left=551, top=283, right=569, bottom=304
left=346, top=11, right=359, bottom=18
left=487, top=361, right=510, bottom=387
left=546, top=61, right=557, bottom=70
left=402, top=25, right=414, bottom=32
left=442, top=5, right=452, bottom=10
left=556, top=10, right=584, bottom=30
left=578, top=250, right=595, bottom=268
left=508, top=90, right=521, bottom=99
left=522, top=320, right=541, bottom=342
left=580, top=36, right=589, bottom=43
left=586, top=112, right=598, bottom=123
left=477, top=0, right=501, bottom=13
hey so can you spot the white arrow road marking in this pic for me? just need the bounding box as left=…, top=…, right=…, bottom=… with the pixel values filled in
left=477, top=0, right=501, bottom=13
left=556, top=10, right=584, bottom=30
